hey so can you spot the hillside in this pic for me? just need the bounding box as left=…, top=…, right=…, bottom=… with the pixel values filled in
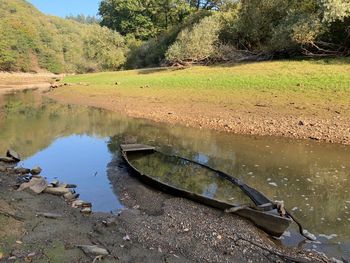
left=0, top=0, right=125, bottom=73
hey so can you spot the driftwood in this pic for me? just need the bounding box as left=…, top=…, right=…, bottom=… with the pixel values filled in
left=36, top=212, right=62, bottom=219
left=0, top=210, right=24, bottom=221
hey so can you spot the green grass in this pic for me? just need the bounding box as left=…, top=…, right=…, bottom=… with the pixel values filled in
left=61, top=59, right=350, bottom=111
left=64, top=59, right=350, bottom=90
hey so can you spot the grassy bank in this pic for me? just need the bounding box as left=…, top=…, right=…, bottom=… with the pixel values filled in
left=62, top=59, right=350, bottom=110
left=51, top=59, right=350, bottom=144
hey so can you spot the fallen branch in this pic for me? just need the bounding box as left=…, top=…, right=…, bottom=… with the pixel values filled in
left=0, top=209, right=24, bottom=221
left=233, top=235, right=324, bottom=263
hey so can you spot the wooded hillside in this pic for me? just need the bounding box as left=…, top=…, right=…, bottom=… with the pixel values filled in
left=0, top=0, right=125, bottom=73
left=99, top=0, right=350, bottom=68
left=0, top=0, right=349, bottom=73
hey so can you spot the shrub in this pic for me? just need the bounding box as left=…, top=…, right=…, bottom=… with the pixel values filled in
left=165, top=15, right=221, bottom=64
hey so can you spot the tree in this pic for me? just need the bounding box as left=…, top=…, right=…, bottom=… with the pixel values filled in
left=66, top=14, right=101, bottom=24
left=165, top=15, right=221, bottom=64
left=99, top=0, right=192, bottom=40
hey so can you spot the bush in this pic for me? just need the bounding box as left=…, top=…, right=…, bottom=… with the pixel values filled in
left=125, top=11, right=211, bottom=69
left=165, top=15, right=221, bottom=64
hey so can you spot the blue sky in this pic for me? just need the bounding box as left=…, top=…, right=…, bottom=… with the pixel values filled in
left=27, top=0, right=101, bottom=17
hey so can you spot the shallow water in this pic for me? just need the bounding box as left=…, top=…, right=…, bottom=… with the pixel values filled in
left=0, top=91, right=349, bottom=260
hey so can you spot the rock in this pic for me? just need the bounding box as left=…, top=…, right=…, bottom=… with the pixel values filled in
left=80, top=207, right=92, bottom=214
left=123, top=234, right=131, bottom=241
left=0, top=157, right=17, bottom=163
left=17, top=177, right=48, bottom=194
left=64, top=192, right=79, bottom=201
left=76, top=245, right=109, bottom=256
left=82, top=202, right=92, bottom=208
left=71, top=200, right=84, bottom=208
left=14, top=167, right=30, bottom=175
left=102, top=217, right=117, bottom=227
left=6, top=149, right=20, bottom=162
left=43, top=187, right=70, bottom=196
left=50, top=180, right=59, bottom=187
left=36, top=212, right=62, bottom=219
left=30, top=167, right=42, bottom=175
left=298, top=120, right=304, bottom=126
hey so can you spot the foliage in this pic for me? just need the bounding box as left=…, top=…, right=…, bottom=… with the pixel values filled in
left=125, top=11, right=211, bottom=68
left=321, top=0, right=350, bottom=22
left=66, top=14, right=101, bottom=24
left=84, top=25, right=126, bottom=71
left=0, top=0, right=125, bottom=73
left=165, top=15, right=221, bottom=64
left=99, top=0, right=192, bottom=40
left=221, top=0, right=350, bottom=56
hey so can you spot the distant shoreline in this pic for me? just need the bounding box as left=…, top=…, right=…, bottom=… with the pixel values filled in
left=0, top=72, right=62, bottom=94
left=47, top=61, right=350, bottom=146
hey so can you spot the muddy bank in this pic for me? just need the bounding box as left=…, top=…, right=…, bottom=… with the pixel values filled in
left=0, top=72, right=63, bottom=94
left=48, top=87, right=350, bottom=145
left=0, top=155, right=333, bottom=263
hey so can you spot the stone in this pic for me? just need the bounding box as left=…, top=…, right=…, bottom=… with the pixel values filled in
left=14, top=167, right=30, bottom=175
left=76, top=245, right=109, bottom=256
left=64, top=192, right=79, bottom=201
left=102, top=217, right=117, bottom=227
left=71, top=200, right=84, bottom=208
left=17, top=177, right=48, bottom=194
left=30, top=167, right=42, bottom=175
left=0, top=157, right=16, bottom=163
left=43, top=187, right=70, bottom=196
left=6, top=149, right=20, bottom=162
left=80, top=207, right=92, bottom=214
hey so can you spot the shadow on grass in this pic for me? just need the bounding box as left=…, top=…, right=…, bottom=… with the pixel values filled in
left=136, top=66, right=190, bottom=75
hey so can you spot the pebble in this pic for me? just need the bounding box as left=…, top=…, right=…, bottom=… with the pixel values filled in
left=80, top=207, right=92, bottom=214
left=123, top=234, right=131, bottom=241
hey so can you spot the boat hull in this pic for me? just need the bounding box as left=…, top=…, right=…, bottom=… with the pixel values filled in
left=120, top=144, right=292, bottom=237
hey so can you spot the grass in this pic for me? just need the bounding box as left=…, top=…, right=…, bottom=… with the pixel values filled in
left=61, top=58, right=350, bottom=113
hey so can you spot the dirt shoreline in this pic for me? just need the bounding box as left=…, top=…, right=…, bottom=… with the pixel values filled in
left=0, top=72, right=61, bottom=94
left=48, top=86, right=350, bottom=145
left=0, top=158, right=332, bottom=263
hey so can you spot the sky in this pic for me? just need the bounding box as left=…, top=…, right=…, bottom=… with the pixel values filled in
left=27, top=0, right=101, bottom=17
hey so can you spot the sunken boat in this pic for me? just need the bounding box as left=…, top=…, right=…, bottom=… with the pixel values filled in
left=121, top=144, right=293, bottom=237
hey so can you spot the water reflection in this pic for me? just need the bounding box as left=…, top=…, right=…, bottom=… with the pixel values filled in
left=21, top=135, right=123, bottom=212
left=0, top=91, right=349, bottom=260
left=127, top=151, right=253, bottom=205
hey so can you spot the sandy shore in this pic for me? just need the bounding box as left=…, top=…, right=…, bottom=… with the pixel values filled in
left=0, top=72, right=61, bottom=94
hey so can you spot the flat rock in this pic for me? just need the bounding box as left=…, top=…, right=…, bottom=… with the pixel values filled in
left=76, top=245, right=109, bottom=256
left=17, top=177, right=48, bottom=194
left=6, top=149, right=20, bottom=162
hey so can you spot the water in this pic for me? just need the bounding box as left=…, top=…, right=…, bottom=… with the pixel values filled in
left=0, top=91, right=349, bottom=260
left=127, top=151, right=254, bottom=205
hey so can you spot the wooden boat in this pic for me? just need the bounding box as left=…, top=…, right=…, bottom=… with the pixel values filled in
left=120, top=144, right=293, bottom=237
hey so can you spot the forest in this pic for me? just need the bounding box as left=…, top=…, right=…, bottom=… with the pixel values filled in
left=0, top=0, right=349, bottom=73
